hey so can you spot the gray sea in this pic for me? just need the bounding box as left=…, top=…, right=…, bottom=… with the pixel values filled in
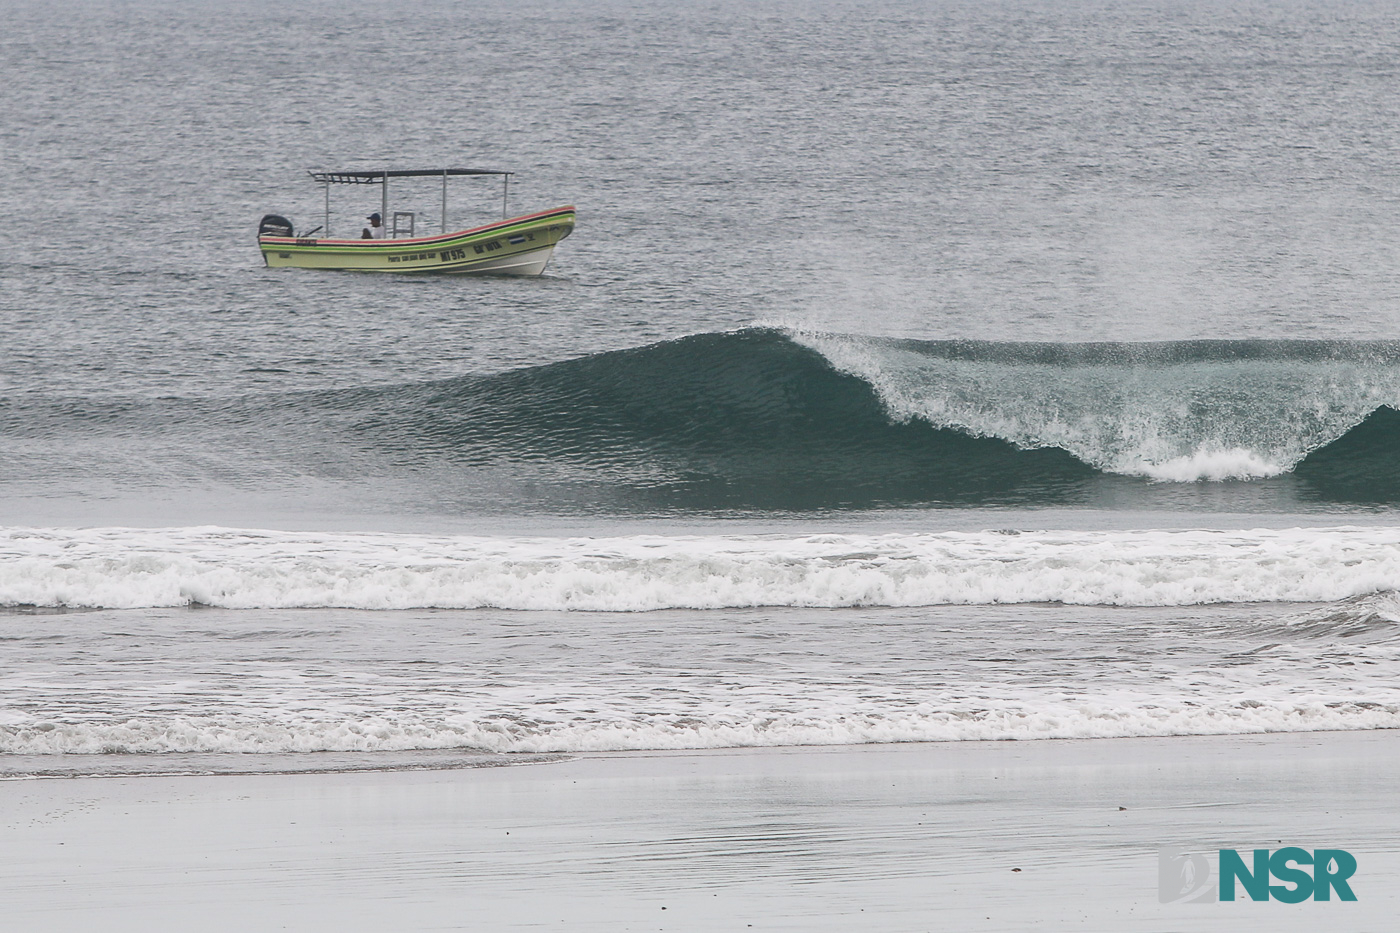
left=4, top=0, right=1400, bottom=775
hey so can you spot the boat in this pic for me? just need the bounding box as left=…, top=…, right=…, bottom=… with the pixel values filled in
left=257, top=168, right=574, bottom=275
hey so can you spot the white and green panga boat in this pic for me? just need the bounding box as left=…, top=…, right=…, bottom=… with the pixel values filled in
left=257, top=168, right=574, bottom=275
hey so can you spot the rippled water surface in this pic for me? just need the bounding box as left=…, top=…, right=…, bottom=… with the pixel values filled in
left=5, top=0, right=1400, bottom=772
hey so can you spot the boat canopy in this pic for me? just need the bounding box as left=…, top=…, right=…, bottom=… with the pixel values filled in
left=306, top=168, right=517, bottom=235
left=309, top=168, right=513, bottom=184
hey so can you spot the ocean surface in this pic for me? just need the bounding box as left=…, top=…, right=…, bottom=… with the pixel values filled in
left=4, top=0, right=1400, bottom=777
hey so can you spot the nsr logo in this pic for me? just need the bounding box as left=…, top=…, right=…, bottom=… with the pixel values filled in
left=1159, top=847, right=1358, bottom=903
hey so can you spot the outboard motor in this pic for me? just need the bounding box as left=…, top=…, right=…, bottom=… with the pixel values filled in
left=258, top=213, right=295, bottom=237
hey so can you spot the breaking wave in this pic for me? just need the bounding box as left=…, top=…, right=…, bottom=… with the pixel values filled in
left=7, top=328, right=1400, bottom=509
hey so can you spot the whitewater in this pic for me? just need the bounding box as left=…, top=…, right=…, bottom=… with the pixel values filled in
left=4, top=524, right=1400, bottom=611
left=793, top=330, right=1400, bottom=482
left=5, top=592, right=1400, bottom=757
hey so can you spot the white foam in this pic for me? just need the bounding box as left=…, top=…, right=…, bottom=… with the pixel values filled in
left=3, top=701, right=1397, bottom=755
left=789, top=329, right=1400, bottom=481
left=1126, top=447, right=1285, bottom=482
left=3, top=524, right=1400, bottom=611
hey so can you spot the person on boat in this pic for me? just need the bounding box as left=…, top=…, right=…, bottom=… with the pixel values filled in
left=361, top=212, right=385, bottom=239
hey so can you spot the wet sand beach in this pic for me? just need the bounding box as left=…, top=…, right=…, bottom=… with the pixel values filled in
left=4, top=730, right=1396, bottom=932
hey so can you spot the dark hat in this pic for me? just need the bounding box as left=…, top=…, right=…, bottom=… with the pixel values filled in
left=367, top=212, right=381, bottom=222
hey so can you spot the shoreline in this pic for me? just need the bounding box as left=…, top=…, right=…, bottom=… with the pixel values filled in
left=4, top=726, right=1397, bottom=780
left=4, top=730, right=1396, bottom=931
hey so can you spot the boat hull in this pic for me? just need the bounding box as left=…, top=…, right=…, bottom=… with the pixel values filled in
left=258, top=206, right=574, bottom=275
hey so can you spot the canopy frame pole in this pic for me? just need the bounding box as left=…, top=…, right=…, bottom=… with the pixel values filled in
left=323, top=179, right=330, bottom=238
left=381, top=171, right=389, bottom=237
left=502, top=174, right=509, bottom=220
left=442, top=169, right=448, bottom=234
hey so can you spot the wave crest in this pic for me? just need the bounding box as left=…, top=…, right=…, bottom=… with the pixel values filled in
left=794, top=329, right=1400, bottom=483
